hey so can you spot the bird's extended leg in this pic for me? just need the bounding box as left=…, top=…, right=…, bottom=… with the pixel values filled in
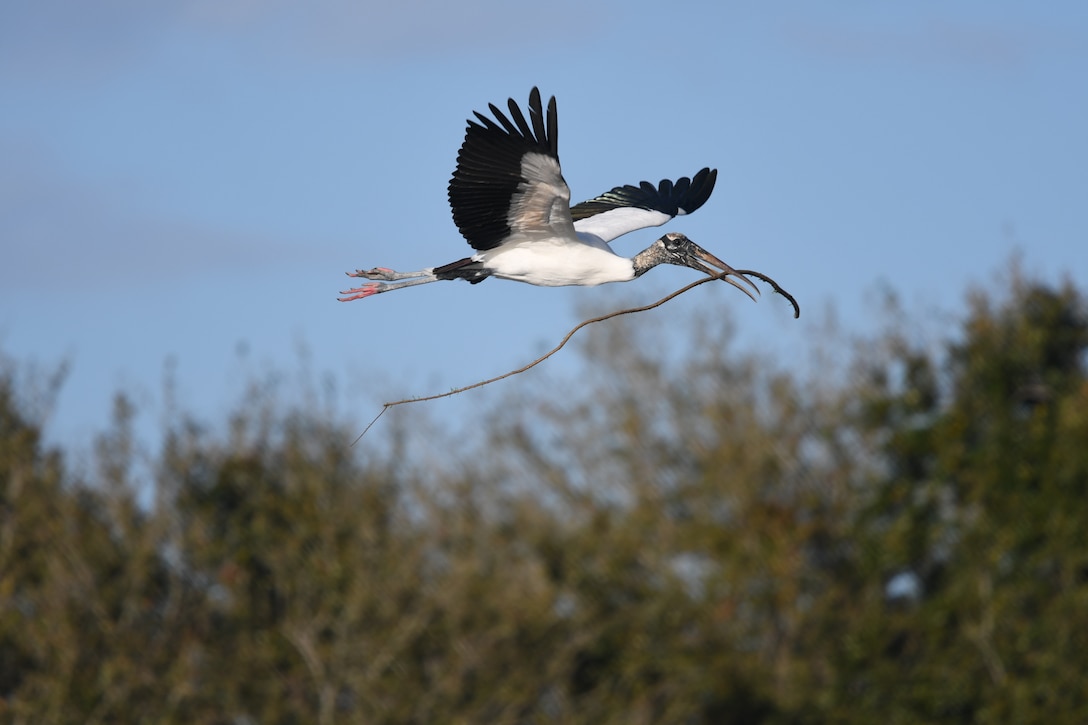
left=338, top=268, right=438, bottom=301
left=347, top=267, right=429, bottom=281
left=338, top=258, right=490, bottom=301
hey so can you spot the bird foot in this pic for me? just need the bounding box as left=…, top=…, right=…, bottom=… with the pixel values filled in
left=337, top=282, right=382, bottom=302
left=347, top=267, right=398, bottom=280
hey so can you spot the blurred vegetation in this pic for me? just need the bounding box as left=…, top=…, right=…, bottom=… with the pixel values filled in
left=1, top=266, right=1086, bottom=723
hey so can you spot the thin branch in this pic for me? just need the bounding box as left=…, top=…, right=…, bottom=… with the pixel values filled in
left=736, top=269, right=801, bottom=319
left=352, top=269, right=798, bottom=444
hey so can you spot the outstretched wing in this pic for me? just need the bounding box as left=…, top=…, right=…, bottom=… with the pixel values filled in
left=571, top=167, right=718, bottom=245
left=448, top=87, right=576, bottom=251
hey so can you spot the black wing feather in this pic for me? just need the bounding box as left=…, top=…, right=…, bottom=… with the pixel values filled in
left=570, top=167, right=717, bottom=221
left=449, top=88, right=559, bottom=251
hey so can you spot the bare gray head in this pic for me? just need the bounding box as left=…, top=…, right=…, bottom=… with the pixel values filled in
left=632, top=232, right=759, bottom=300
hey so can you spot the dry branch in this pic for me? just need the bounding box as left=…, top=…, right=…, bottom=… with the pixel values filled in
left=353, top=270, right=798, bottom=444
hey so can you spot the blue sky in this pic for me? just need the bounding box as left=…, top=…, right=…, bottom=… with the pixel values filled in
left=2, top=1, right=1086, bottom=455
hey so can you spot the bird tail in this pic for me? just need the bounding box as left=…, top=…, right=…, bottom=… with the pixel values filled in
left=433, top=257, right=492, bottom=285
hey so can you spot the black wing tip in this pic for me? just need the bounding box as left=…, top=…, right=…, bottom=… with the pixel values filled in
left=674, top=167, right=717, bottom=214
left=448, top=88, right=561, bottom=250
left=652, top=167, right=717, bottom=210
left=463, top=87, right=557, bottom=157
left=570, top=166, right=719, bottom=219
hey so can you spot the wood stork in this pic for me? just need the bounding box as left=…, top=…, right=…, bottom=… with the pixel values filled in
left=339, top=87, right=759, bottom=302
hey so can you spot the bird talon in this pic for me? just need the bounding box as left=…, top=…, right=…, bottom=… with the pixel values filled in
left=346, top=267, right=397, bottom=280
left=337, top=282, right=382, bottom=302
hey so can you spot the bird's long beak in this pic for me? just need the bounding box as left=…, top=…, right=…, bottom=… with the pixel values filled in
left=685, top=242, right=760, bottom=301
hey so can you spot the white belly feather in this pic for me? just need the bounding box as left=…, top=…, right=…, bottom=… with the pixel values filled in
left=478, top=237, right=636, bottom=287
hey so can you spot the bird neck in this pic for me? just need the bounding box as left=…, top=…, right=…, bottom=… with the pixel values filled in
left=631, top=244, right=669, bottom=277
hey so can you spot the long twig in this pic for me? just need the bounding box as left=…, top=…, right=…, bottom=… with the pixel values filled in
left=735, top=269, right=801, bottom=320
left=352, top=270, right=798, bottom=445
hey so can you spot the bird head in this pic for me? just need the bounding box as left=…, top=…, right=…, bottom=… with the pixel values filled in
left=640, top=232, right=760, bottom=301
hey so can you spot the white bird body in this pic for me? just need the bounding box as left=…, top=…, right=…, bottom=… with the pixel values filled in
left=475, top=236, right=634, bottom=287
left=340, top=88, right=758, bottom=301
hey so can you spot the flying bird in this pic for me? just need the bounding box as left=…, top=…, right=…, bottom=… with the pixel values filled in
left=339, top=87, right=759, bottom=302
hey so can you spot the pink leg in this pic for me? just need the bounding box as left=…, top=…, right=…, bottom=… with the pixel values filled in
left=336, top=270, right=439, bottom=300
left=337, top=282, right=381, bottom=302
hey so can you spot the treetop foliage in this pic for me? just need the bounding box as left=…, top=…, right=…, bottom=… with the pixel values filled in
left=1, top=267, right=1086, bottom=723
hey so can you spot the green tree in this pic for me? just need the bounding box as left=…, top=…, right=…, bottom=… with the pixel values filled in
left=1, top=265, right=1086, bottom=723
left=833, top=271, right=1088, bottom=722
